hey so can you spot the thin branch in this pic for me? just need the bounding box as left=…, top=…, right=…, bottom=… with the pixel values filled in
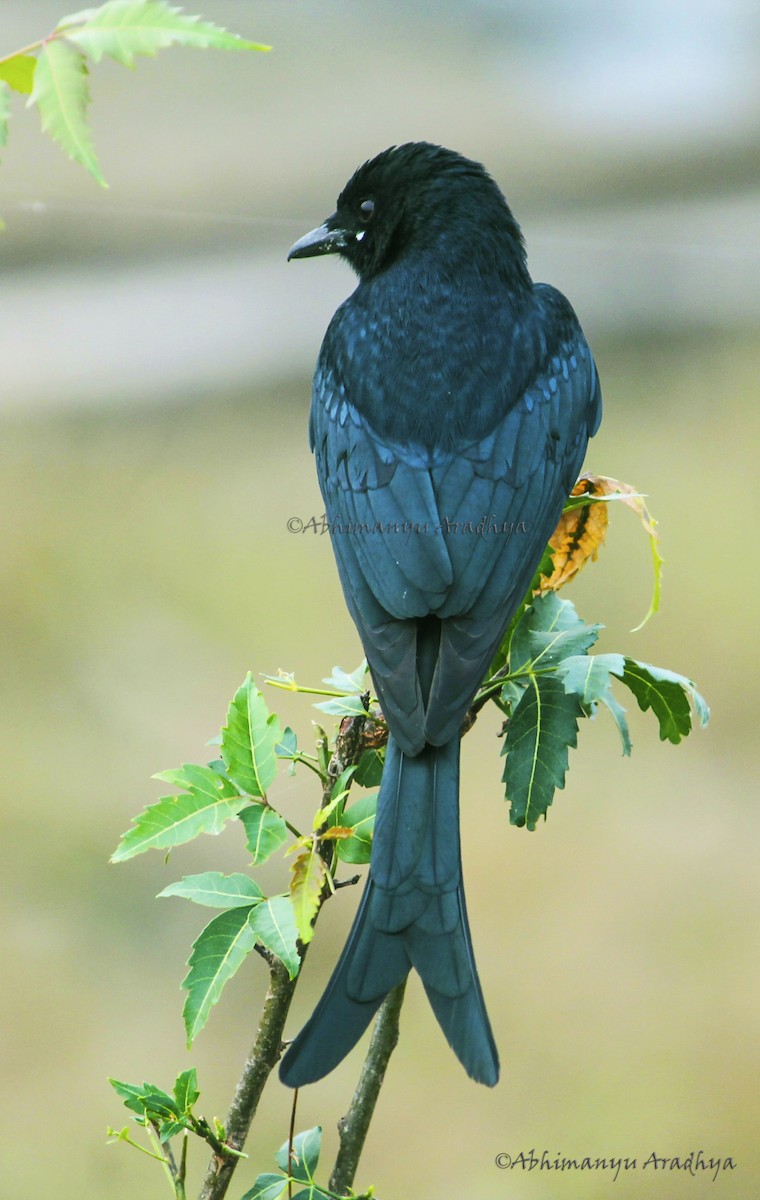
left=199, top=707, right=396, bottom=1200
left=333, top=874, right=361, bottom=890
left=198, top=960, right=299, bottom=1200
left=328, top=980, right=407, bottom=1197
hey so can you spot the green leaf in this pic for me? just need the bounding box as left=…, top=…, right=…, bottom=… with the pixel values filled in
left=173, top=1067, right=199, bottom=1114
left=291, top=1190, right=332, bottom=1200
left=275, top=1126, right=322, bottom=1183
left=154, top=762, right=241, bottom=793
left=615, top=658, right=709, bottom=744
left=502, top=676, right=581, bottom=829
left=556, top=652, right=631, bottom=755
left=0, top=55, right=37, bottom=95
left=28, top=39, right=106, bottom=187
left=61, top=0, right=271, bottom=67
left=222, top=673, right=283, bottom=797
left=109, top=1078, right=180, bottom=1121
left=241, top=1175, right=288, bottom=1200
left=499, top=679, right=527, bottom=712
left=275, top=727, right=298, bottom=758
left=248, top=896, right=300, bottom=979
left=510, top=592, right=601, bottom=673
left=321, top=661, right=368, bottom=692
left=354, top=747, right=385, bottom=788
left=335, top=792, right=377, bottom=864
left=489, top=544, right=555, bottom=675
left=289, top=844, right=326, bottom=945
left=313, top=765, right=357, bottom=829
left=556, top=652, right=625, bottom=703
left=238, top=802, right=289, bottom=865
left=158, top=871, right=263, bottom=908
left=157, top=1119, right=186, bottom=1143
left=599, top=690, right=632, bottom=756
left=112, top=766, right=248, bottom=861
left=182, top=906, right=258, bottom=1044
left=313, top=694, right=368, bottom=717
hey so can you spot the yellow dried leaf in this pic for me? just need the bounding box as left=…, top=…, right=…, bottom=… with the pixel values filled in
left=289, top=843, right=326, bottom=944
left=541, top=472, right=663, bottom=630
left=539, top=475, right=610, bottom=592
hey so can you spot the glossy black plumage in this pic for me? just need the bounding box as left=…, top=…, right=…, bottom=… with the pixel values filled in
left=280, top=143, right=601, bottom=1088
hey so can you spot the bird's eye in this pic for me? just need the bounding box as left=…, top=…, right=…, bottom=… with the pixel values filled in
left=359, top=198, right=375, bottom=223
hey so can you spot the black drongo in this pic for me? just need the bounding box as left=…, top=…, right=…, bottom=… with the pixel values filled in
left=280, top=143, right=601, bottom=1087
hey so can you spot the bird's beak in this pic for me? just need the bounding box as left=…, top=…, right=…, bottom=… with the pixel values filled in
left=287, top=218, right=348, bottom=261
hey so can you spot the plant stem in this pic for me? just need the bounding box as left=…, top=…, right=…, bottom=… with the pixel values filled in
left=0, top=25, right=72, bottom=68
left=328, top=980, right=407, bottom=1197
left=198, top=960, right=299, bottom=1200
left=0, top=40, right=44, bottom=66
left=199, top=710, right=389, bottom=1200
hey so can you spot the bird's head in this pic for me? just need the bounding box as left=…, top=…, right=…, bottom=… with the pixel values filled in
left=288, top=142, right=529, bottom=284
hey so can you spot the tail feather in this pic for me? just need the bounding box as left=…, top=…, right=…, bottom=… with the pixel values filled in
left=279, top=734, right=499, bottom=1088
left=279, top=882, right=410, bottom=1088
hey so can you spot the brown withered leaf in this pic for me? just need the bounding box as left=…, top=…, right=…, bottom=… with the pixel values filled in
left=319, top=826, right=354, bottom=841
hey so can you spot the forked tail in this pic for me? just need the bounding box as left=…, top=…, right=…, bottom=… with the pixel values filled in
left=279, top=735, right=498, bottom=1087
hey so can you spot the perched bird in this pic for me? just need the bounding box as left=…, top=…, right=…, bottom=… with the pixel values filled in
left=280, top=143, right=601, bottom=1088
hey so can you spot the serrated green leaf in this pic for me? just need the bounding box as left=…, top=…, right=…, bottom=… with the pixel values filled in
left=248, top=896, right=300, bottom=979
left=28, top=39, right=106, bottom=186
left=182, top=906, right=258, bottom=1044
left=556, top=653, right=625, bottom=703
left=0, top=55, right=36, bottom=96
left=109, top=1078, right=180, bottom=1120
left=335, top=792, right=377, bottom=864
left=510, top=592, right=601, bottom=673
left=502, top=675, right=581, bottom=829
left=158, top=871, right=263, bottom=908
left=241, top=1175, right=288, bottom=1200
left=112, top=793, right=246, bottom=862
left=238, top=802, right=289, bottom=865
left=275, top=1126, right=322, bottom=1183
left=173, top=1067, right=199, bottom=1114
left=313, top=694, right=368, bottom=717
left=289, top=844, right=326, bottom=945
left=112, top=766, right=248, bottom=861
left=61, top=0, right=271, bottom=67
left=154, top=761, right=240, bottom=795
left=557, top=653, right=631, bottom=755
left=109, top=1077, right=147, bottom=1112
left=222, top=673, right=283, bottom=797
left=615, top=658, right=709, bottom=744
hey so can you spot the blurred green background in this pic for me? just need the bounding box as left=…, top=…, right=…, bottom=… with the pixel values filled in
left=1, top=2, right=758, bottom=1198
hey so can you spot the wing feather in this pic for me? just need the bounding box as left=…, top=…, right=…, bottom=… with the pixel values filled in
left=310, top=283, right=601, bottom=746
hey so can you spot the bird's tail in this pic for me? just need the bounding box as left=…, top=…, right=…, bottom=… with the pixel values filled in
left=279, top=735, right=499, bottom=1087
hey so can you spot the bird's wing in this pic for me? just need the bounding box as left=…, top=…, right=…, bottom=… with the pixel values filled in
left=423, top=327, right=601, bottom=742
left=311, top=362, right=449, bottom=748
left=310, top=286, right=601, bottom=749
